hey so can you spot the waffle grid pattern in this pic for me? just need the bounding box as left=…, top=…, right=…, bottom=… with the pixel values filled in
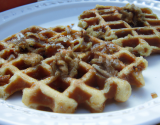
left=78, top=4, right=160, bottom=56
left=0, top=24, right=148, bottom=113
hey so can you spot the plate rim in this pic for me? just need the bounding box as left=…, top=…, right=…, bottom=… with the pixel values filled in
left=1, top=0, right=160, bottom=124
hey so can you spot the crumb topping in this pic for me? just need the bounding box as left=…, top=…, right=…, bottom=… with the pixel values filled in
left=51, top=49, right=80, bottom=78
left=119, top=3, right=146, bottom=27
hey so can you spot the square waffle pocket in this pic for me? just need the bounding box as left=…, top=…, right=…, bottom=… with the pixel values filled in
left=78, top=3, right=160, bottom=56
left=0, top=25, right=147, bottom=113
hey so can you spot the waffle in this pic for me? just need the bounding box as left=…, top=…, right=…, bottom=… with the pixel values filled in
left=78, top=3, right=160, bottom=56
left=0, top=25, right=147, bottom=113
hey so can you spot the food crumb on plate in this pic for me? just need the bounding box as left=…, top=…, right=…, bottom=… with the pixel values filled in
left=151, top=92, right=158, bottom=99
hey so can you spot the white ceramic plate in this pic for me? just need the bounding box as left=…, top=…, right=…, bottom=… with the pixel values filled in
left=1, top=0, right=160, bottom=124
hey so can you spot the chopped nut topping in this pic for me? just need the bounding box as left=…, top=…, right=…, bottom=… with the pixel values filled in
left=91, top=42, right=119, bottom=54
left=51, top=49, right=80, bottom=78
left=119, top=3, right=146, bottom=27
left=90, top=54, right=119, bottom=77
left=0, top=75, right=10, bottom=86
left=86, top=25, right=111, bottom=40
left=21, top=53, right=43, bottom=67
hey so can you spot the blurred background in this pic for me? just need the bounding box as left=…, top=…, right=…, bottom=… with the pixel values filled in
left=0, top=0, right=160, bottom=12
left=0, top=0, right=37, bottom=12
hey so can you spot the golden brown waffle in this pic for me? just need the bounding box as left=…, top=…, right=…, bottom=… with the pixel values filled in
left=0, top=25, right=147, bottom=113
left=78, top=3, right=160, bottom=56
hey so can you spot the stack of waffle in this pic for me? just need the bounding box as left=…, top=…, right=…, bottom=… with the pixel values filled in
left=0, top=4, right=149, bottom=113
